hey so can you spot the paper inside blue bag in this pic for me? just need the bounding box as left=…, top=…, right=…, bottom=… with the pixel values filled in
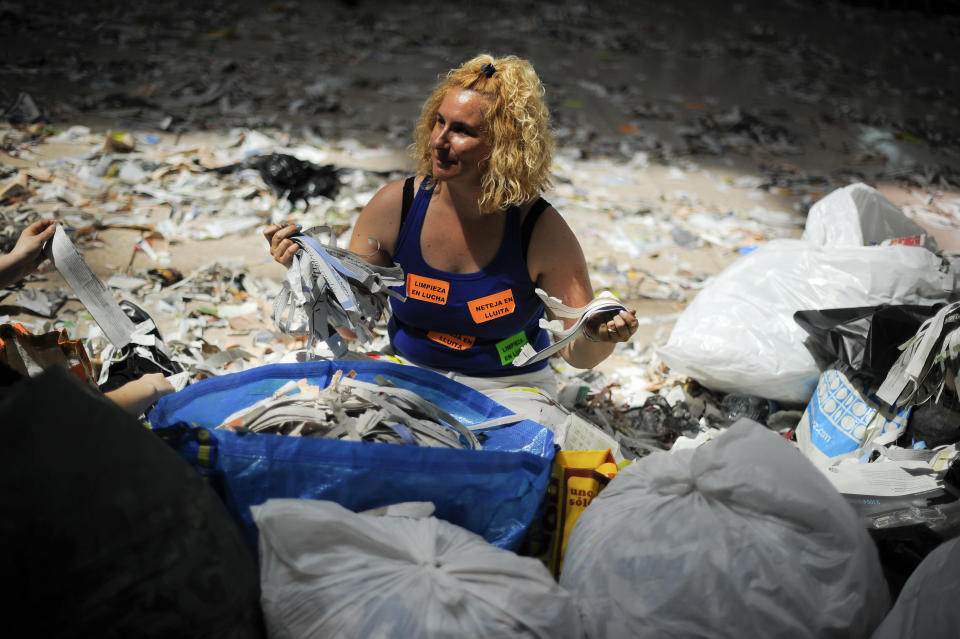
left=148, top=360, right=555, bottom=552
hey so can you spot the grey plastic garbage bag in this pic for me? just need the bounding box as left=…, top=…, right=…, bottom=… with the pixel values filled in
left=253, top=498, right=584, bottom=639
left=559, top=420, right=890, bottom=639
left=871, top=537, right=960, bottom=638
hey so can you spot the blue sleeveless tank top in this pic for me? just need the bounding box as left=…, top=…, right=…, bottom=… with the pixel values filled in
left=387, top=180, right=550, bottom=376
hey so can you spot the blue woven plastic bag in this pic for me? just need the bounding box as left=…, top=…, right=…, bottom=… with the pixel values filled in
left=148, top=360, right=555, bottom=551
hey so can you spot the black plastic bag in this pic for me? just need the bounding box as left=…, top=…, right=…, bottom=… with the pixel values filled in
left=905, top=398, right=960, bottom=448
left=845, top=485, right=960, bottom=599
left=251, top=153, right=340, bottom=204
left=98, top=300, right=183, bottom=394
left=211, top=153, right=340, bottom=206
left=0, top=366, right=264, bottom=638
left=794, top=303, right=943, bottom=377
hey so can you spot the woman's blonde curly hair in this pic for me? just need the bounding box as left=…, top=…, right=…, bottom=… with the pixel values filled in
left=412, top=53, right=555, bottom=214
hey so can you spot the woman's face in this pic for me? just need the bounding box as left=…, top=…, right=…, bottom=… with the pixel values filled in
left=430, top=87, right=491, bottom=184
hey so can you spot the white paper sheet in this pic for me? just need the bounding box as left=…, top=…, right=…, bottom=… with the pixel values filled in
left=825, top=460, right=941, bottom=497
left=48, top=225, right=136, bottom=347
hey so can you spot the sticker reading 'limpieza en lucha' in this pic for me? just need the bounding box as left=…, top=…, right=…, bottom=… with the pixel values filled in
left=496, top=331, right=528, bottom=365
left=406, top=273, right=449, bottom=304
left=427, top=331, right=476, bottom=350
left=468, top=289, right=515, bottom=323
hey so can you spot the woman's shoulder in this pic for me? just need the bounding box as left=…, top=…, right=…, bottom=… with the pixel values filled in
left=368, top=175, right=430, bottom=208
left=350, top=178, right=416, bottom=259
left=517, top=195, right=557, bottom=225
left=352, top=176, right=432, bottom=254
left=362, top=178, right=406, bottom=217
left=523, top=197, right=582, bottom=271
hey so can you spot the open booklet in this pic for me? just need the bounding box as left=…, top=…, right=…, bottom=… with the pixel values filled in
left=511, top=288, right=626, bottom=367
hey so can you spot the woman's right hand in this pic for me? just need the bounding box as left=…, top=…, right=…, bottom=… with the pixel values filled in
left=263, top=223, right=301, bottom=268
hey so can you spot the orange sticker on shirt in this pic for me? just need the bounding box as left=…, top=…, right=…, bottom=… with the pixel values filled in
left=468, top=289, right=516, bottom=324
left=427, top=331, right=476, bottom=350
left=406, top=273, right=449, bottom=305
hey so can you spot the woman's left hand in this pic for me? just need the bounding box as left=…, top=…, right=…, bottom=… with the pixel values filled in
left=585, top=309, right=639, bottom=343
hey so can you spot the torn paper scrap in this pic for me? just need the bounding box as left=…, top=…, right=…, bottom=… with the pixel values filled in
left=48, top=225, right=136, bottom=347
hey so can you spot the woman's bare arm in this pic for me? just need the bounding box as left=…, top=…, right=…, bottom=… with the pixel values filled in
left=263, top=179, right=407, bottom=269
left=526, top=206, right=638, bottom=369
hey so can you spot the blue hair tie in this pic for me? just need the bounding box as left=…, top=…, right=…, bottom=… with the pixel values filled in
left=481, top=63, right=496, bottom=78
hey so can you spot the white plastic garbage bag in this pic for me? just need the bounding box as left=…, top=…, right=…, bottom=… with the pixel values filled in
left=559, top=420, right=890, bottom=639
left=253, top=499, right=584, bottom=639
left=802, top=182, right=938, bottom=251
left=657, top=238, right=955, bottom=404
left=871, top=537, right=960, bottom=638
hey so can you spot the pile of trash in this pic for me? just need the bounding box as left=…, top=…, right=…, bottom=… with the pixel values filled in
left=548, top=184, right=960, bottom=615
left=0, top=120, right=832, bottom=398
left=0, top=127, right=408, bottom=380
left=5, top=166, right=960, bottom=639
left=163, top=184, right=958, bottom=637
left=2, top=105, right=959, bottom=635
left=3, top=0, right=960, bottom=633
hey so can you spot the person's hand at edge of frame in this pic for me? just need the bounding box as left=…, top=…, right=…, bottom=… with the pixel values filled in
left=0, top=219, right=57, bottom=288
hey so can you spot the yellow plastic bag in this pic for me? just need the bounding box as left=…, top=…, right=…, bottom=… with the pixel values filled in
left=547, top=449, right=619, bottom=578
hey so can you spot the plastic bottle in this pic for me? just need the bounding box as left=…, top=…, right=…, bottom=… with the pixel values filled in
left=721, top=393, right=778, bottom=425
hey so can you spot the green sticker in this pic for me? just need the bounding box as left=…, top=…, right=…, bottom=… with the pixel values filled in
left=496, top=331, right=529, bottom=366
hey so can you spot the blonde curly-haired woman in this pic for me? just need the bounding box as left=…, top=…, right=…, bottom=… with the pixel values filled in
left=266, top=54, right=638, bottom=417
